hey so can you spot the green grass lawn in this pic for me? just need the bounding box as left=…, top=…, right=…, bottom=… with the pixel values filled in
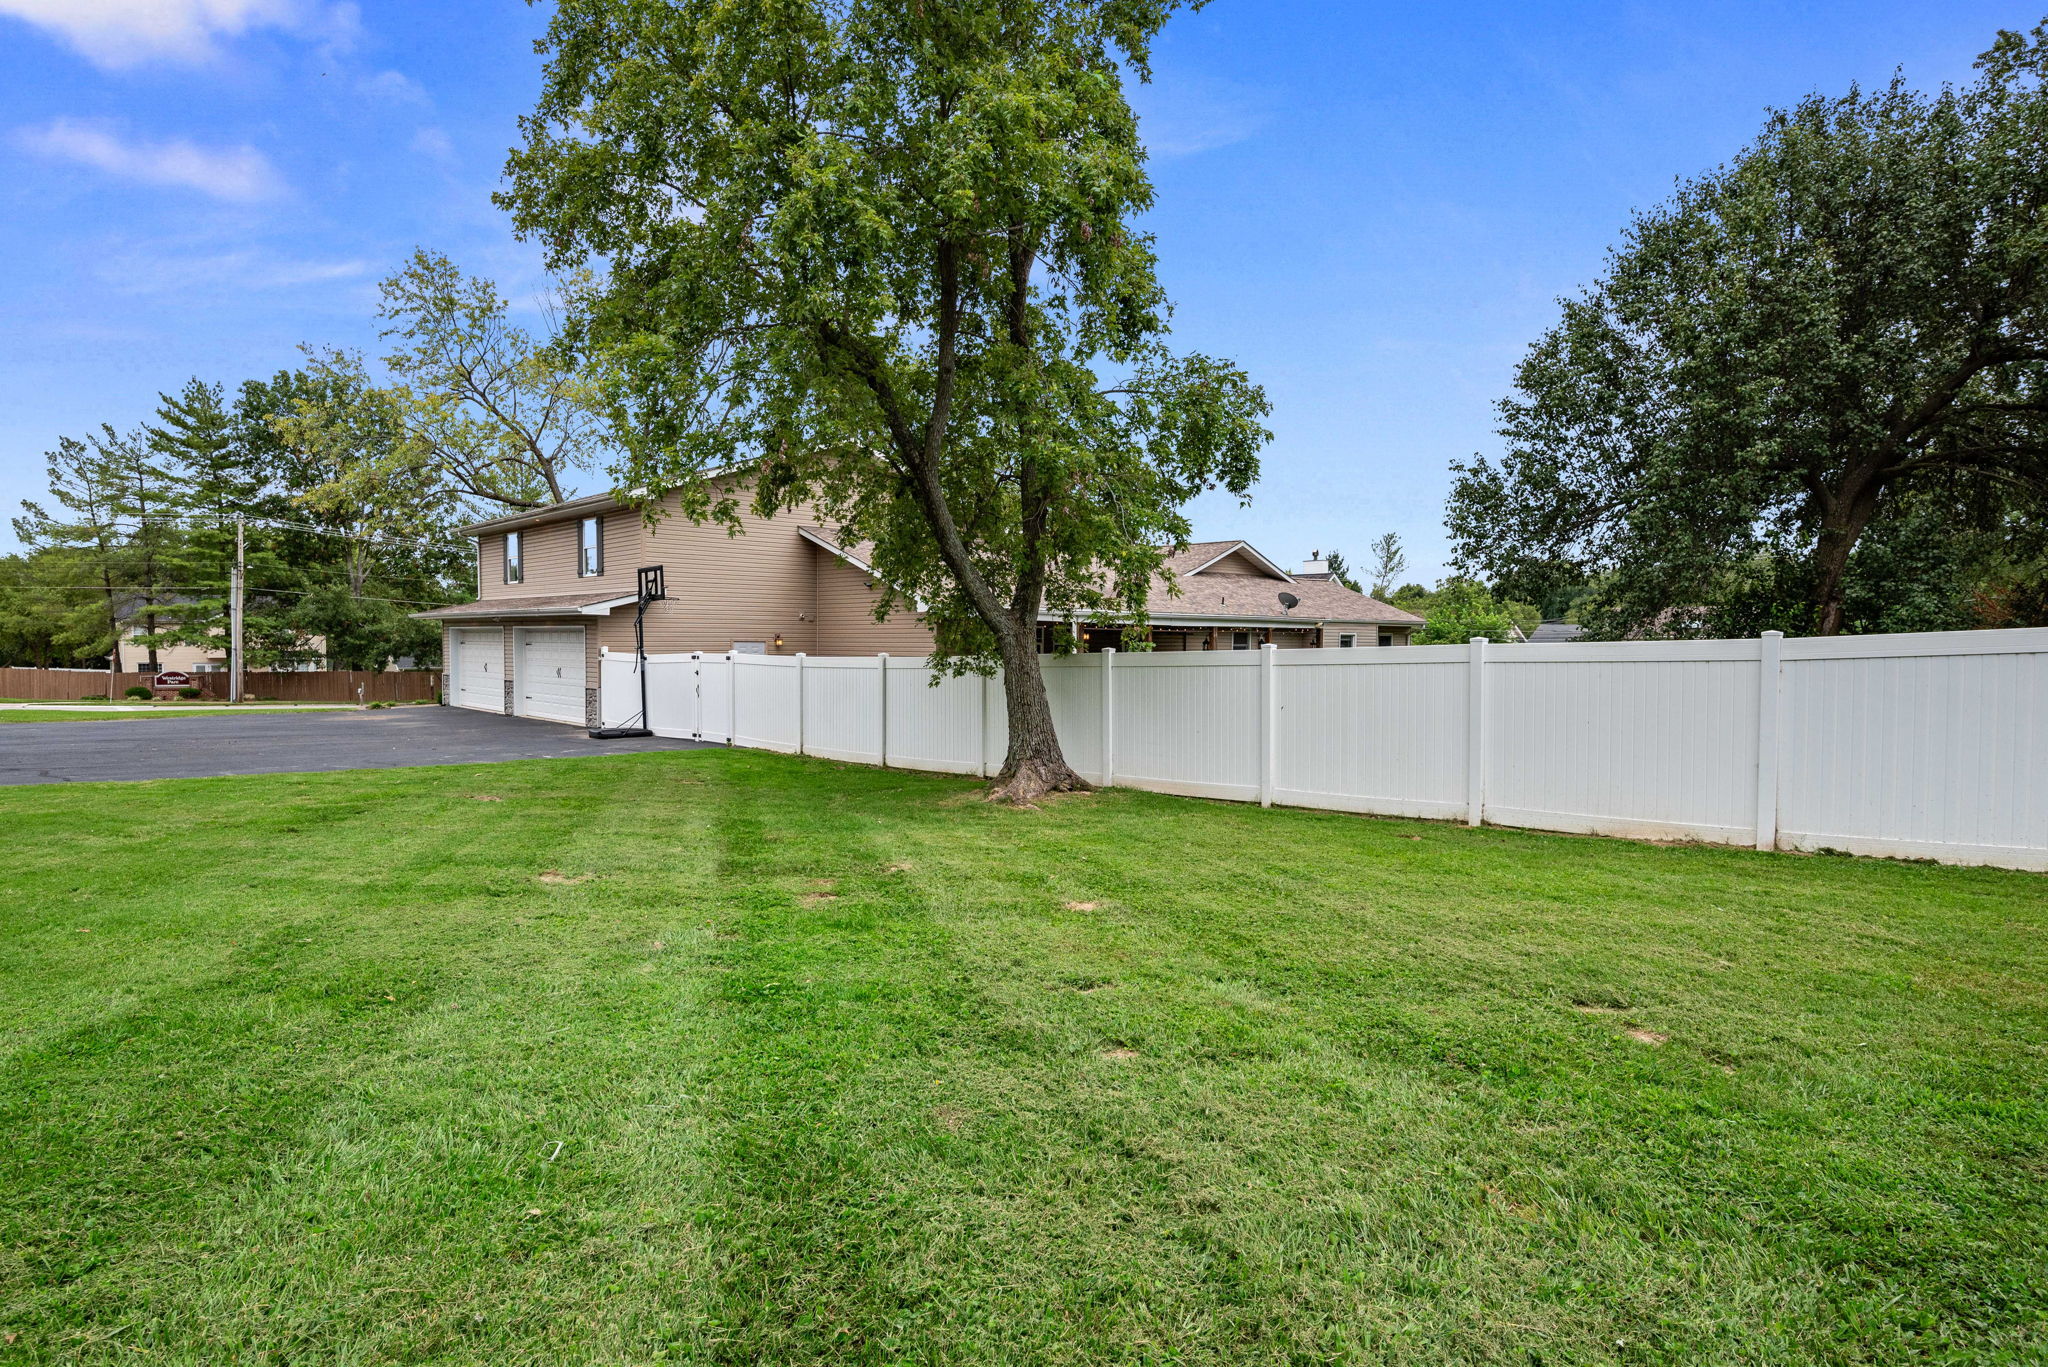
left=2, top=750, right=2042, bottom=1365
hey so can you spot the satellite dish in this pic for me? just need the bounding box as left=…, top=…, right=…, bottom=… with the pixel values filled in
left=1278, top=592, right=1300, bottom=611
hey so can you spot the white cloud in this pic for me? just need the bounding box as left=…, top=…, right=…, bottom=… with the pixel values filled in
left=94, top=245, right=370, bottom=294
left=1131, top=74, right=1271, bottom=159
left=411, top=126, right=455, bottom=161
left=0, top=0, right=354, bottom=68
left=361, top=68, right=431, bottom=108
left=16, top=118, right=285, bottom=202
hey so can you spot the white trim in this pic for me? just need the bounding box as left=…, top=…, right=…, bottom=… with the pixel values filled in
left=1780, top=626, right=2048, bottom=660
left=796, top=526, right=931, bottom=613
left=416, top=595, right=637, bottom=622
left=1777, top=830, right=2048, bottom=873
left=1181, top=540, right=1295, bottom=582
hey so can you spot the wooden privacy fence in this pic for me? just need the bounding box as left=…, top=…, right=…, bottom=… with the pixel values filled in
left=598, top=627, right=2048, bottom=873
left=0, top=667, right=439, bottom=704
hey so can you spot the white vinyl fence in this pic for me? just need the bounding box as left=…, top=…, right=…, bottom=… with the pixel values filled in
left=601, top=627, right=2048, bottom=872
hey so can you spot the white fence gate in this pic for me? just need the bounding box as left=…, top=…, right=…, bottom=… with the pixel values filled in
left=600, top=650, right=733, bottom=743
left=599, top=628, right=2048, bottom=872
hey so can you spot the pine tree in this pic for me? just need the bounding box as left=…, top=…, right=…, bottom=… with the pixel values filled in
left=146, top=379, right=260, bottom=666
left=96, top=426, right=187, bottom=670
left=12, top=432, right=135, bottom=672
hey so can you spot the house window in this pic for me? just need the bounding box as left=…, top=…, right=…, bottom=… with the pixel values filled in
left=504, top=531, right=523, bottom=584
left=579, top=516, right=602, bottom=577
left=1339, top=633, right=1356, bottom=648
left=1232, top=631, right=1250, bottom=650
left=1379, top=633, right=1394, bottom=647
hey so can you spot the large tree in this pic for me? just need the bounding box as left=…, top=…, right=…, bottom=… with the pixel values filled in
left=270, top=359, right=472, bottom=669
left=374, top=249, right=607, bottom=510
left=1449, top=23, right=2048, bottom=637
left=500, top=0, right=1270, bottom=800
left=13, top=431, right=152, bottom=672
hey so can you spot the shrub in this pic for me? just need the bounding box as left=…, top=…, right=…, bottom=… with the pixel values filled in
left=123, top=685, right=153, bottom=700
left=177, top=687, right=202, bottom=700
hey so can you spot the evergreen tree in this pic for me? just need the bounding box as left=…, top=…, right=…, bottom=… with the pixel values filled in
left=12, top=432, right=135, bottom=671
left=96, top=425, right=187, bottom=669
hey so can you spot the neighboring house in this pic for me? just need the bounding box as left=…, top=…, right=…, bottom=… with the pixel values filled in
left=1530, top=620, right=1586, bottom=643
left=415, top=484, right=1423, bottom=726
left=1080, top=543, right=1422, bottom=653
left=112, top=625, right=334, bottom=673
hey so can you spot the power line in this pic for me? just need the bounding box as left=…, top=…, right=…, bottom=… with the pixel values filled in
left=97, top=513, right=474, bottom=553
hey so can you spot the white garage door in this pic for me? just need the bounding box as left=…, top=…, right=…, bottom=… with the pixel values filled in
left=517, top=627, right=586, bottom=725
left=453, top=628, right=502, bottom=712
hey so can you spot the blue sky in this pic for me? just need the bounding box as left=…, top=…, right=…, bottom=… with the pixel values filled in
left=0, top=1, right=2032, bottom=580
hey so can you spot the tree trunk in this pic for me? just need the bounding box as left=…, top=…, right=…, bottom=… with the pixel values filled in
left=1811, top=475, right=1881, bottom=637
left=985, top=620, right=1088, bottom=804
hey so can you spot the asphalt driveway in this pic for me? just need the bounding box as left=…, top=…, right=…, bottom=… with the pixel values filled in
left=0, top=706, right=710, bottom=785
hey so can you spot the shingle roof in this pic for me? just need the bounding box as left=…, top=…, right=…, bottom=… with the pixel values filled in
left=798, top=528, right=1422, bottom=626
left=1530, top=621, right=1586, bottom=642
left=412, top=591, right=637, bottom=621
left=1161, top=541, right=1253, bottom=576
left=1148, top=572, right=1421, bottom=624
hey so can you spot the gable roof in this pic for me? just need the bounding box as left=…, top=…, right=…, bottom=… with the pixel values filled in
left=795, top=527, right=1423, bottom=627
left=1145, top=572, right=1421, bottom=625
left=1165, top=540, right=1294, bottom=581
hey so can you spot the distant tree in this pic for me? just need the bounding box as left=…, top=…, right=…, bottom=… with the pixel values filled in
left=0, top=553, right=79, bottom=668
left=93, top=425, right=189, bottom=671
left=13, top=431, right=143, bottom=670
left=270, top=356, right=471, bottom=669
left=1318, top=548, right=1363, bottom=592
left=375, top=249, right=607, bottom=511
left=500, top=0, right=1271, bottom=802
left=1365, top=532, right=1406, bottom=598
left=1449, top=24, right=2048, bottom=637
left=1412, top=578, right=1524, bottom=645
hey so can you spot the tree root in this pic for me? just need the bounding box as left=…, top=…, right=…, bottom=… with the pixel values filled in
left=985, top=755, right=1091, bottom=805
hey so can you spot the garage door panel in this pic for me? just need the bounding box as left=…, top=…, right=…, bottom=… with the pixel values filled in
left=454, top=629, right=501, bottom=712
left=517, top=628, right=586, bottom=724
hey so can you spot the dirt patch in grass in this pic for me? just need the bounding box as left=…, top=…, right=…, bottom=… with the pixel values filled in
left=1063, top=900, right=1101, bottom=912
left=1052, top=976, right=1116, bottom=994
left=1627, top=1027, right=1669, bottom=1045
left=1099, top=1047, right=1140, bottom=1062
left=537, top=870, right=595, bottom=886
left=470, top=794, right=503, bottom=802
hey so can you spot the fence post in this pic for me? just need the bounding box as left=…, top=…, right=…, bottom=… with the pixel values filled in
left=727, top=653, right=738, bottom=746
left=877, top=653, right=889, bottom=766
left=1259, top=643, right=1277, bottom=808
left=1754, top=630, right=1784, bottom=852
left=794, top=653, right=806, bottom=756
left=979, top=670, right=993, bottom=778
left=1467, top=636, right=1488, bottom=827
left=1100, top=648, right=1116, bottom=788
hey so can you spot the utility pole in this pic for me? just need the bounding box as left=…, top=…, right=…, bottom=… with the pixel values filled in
left=230, top=514, right=245, bottom=705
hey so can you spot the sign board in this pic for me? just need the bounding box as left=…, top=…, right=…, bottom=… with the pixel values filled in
left=153, top=671, right=196, bottom=690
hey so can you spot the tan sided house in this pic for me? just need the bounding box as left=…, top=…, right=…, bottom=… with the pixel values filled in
left=415, top=484, right=1421, bottom=726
